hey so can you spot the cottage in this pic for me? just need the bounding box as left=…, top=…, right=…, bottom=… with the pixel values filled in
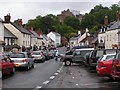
left=4, top=15, right=31, bottom=51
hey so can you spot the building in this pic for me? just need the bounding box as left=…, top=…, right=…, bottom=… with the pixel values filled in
left=57, top=9, right=83, bottom=24
left=4, top=27, right=20, bottom=51
left=47, top=32, right=61, bottom=47
left=105, top=11, right=120, bottom=49
left=0, top=18, right=4, bottom=52
left=4, top=15, right=31, bottom=51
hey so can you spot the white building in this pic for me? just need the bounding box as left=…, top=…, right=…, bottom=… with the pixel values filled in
left=47, top=32, right=61, bottom=47
left=105, top=20, right=120, bottom=49
left=0, top=18, right=4, bottom=52
left=4, top=15, right=31, bottom=51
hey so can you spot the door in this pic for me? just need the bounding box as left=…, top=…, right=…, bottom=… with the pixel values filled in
left=73, top=51, right=82, bottom=62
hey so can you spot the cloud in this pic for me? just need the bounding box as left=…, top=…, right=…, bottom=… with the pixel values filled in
left=0, top=1, right=119, bottom=24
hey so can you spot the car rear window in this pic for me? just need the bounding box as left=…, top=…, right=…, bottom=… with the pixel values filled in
left=106, top=50, right=116, bottom=54
left=10, top=53, right=25, bottom=58
left=104, top=55, right=115, bottom=61
left=96, top=50, right=104, bottom=57
left=33, top=52, right=40, bottom=55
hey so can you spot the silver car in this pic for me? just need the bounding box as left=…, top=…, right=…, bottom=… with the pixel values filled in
left=10, top=52, right=34, bottom=70
left=31, top=51, right=45, bottom=62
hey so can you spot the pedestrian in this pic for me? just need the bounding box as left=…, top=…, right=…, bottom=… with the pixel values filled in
left=55, top=49, right=59, bottom=61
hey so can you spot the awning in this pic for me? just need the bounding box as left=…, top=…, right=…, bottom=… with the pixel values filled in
left=4, top=44, right=21, bottom=49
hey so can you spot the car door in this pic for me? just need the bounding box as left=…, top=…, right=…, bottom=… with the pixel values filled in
left=73, top=51, right=81, bottom=62
left=2, top=58, right=10, bottom=74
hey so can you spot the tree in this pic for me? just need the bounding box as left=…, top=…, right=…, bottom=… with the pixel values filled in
left=64, top=16, right=80, bottom=30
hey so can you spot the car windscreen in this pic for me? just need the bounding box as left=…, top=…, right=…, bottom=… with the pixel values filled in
left=10, top=53, right=25, bottom=58
left=106, top=50, right=117, bottom=54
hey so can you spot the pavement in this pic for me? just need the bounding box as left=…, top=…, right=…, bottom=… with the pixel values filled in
left=45, top=63, right=120, bottom=89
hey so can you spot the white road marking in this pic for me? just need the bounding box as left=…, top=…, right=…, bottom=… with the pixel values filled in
left=49, top=76, right=55, bottom=80
left=76, top=84, right=79, bottom=86
left=54, top=73, right=59, bottom=75
left=43, top=80, right=50, bottom=84
left=57, top=70, right=60, bottom=73
left=36, top=86, right=42, bottom=89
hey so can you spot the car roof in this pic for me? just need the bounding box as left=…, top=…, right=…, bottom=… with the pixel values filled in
left=103, top=53, right=116, bottom=56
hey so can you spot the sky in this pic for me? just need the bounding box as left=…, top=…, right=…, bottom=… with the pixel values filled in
left=0, top=0, right=120, bottom=24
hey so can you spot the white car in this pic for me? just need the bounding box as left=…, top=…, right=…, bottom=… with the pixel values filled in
left=31, top=51, right=45, bottom=62
left=10, top=52, right=34, bottom=70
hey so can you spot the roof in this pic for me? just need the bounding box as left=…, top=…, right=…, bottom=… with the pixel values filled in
left=4, top=27, right=18, bottom=39
left=109, top=20, right=120, bottom=30
left=11, top=22, right=31, bottom=35
left=51, top=32, right=61, bottom=36
left=91, top=37, right=98, bottom=44
left=29, top=30, right=41, bottom=39
left=70, top=34, right=81, bottom=40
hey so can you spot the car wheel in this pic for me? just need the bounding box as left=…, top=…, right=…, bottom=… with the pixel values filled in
left=26, top=65, right=30, bottom=71
left=65, top=60, right=71, bottom=66
left=11, top=67, right=15, bottom=74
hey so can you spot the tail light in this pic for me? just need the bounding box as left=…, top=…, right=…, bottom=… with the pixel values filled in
left=115, top=64, right=120, bottom=67
left=84, top=58, right=86, bottom=60
left=22, top=59, right=27, bottom=62
left=90, top=59, right=93, bottom=63
left=98, top=62, right=105, bottom=67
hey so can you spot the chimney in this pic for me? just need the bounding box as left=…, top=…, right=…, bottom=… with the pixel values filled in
left=116, top=11, right=120, bottom=21
left=4, top=14, right=11, bottom=23
left=104, top=16, right=108, bottom=25
left=17, top=19, right=22, bottom=26
left=78, top=31, right=81, bottom=36
left=28, top=26, right=34, bottom=31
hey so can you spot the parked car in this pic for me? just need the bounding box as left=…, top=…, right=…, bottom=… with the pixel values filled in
left=83, top=52, right=90, bottom=67
left=111, top=52, right=120, bottom=81
left=31, top=51, right=45, bottom=62
left=96, top=53, right=116, bottom=77
left=0, top=54, right=15, bottom=75
left=61, top=48, right=94, bottom=66
left=42, top=51, right=51, bottom=60
left=10, top=52, right=34, bottom=70
left=88, top=49, right=120, bottom=70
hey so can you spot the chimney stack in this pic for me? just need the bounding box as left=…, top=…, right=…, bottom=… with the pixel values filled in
left=28, top=26, right=34, bottom=31
left=116, top=11, right=120, bottom=21
left=17, top=19, right=22, bottom=26
left=104, top=16, right=108, bottom=25
left=4, top=14, right=11, bottom=23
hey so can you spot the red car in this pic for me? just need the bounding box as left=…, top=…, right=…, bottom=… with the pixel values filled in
left=96, top=53, right=116, bottom=77
left=111, top=52, right=120, bottom=81
left=0, top=54, right=15, bottom=75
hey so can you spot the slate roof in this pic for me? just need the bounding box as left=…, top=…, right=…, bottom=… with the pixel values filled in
left=69, top=34, right=81, bottom=40
left=109, top=20, right=120, bottom=30
left=4, top=27, right=18, bottom=39
left=52, top=32, right=61, bottom=36
left=11, top=22, right=31, bottom=35
left=29, top=30, right=42, bottom=39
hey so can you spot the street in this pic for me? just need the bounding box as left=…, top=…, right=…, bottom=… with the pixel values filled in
left=2, top=47, right=120, bottom=89
left=45, top=64, right=120, bottom=89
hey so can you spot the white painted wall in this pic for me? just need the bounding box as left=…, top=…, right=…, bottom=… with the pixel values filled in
left=4, top=23, right=31, bottom=48
left=98, top=33, right=105, bottom=43
left=105, top=29, right=119, bottom=49
left=0, top=22, right=4, bottom=52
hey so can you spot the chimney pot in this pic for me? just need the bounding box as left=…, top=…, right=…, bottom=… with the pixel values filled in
left=17, top=19, right=22, bottom=26
left=104, top=16, right=108, bottom=25
left=4, top=14, right=11, bottom=23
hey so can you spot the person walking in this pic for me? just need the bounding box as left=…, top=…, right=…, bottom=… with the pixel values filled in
left=55, top=49, right=59, bottom=61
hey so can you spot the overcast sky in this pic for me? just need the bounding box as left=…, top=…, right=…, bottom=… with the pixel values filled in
left=0, top=0, right=120, bottom=24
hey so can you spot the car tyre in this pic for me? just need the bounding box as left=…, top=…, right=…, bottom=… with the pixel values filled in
left=65, top=60, right=71, bottom=66
left=10, top=67, right=15, bottom=74
left=32, top=64, right=34, bottom=68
